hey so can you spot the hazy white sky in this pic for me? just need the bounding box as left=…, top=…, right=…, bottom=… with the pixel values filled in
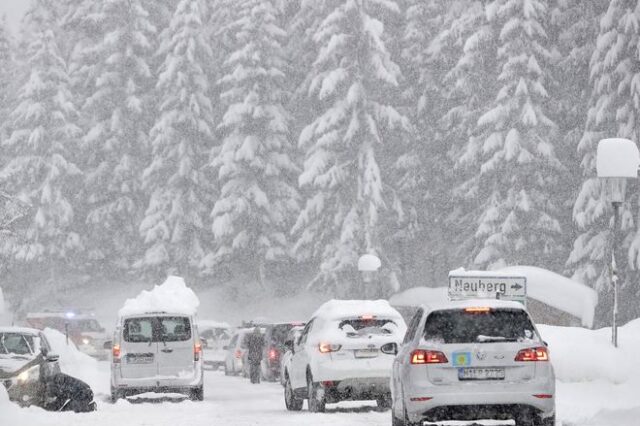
left=0, top=1, right=31, bottom=34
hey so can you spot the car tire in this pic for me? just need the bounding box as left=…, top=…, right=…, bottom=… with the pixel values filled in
left=190, top=385, right=204, bottom=401
left=224, top=364, right=231, bottom=376
left=110, top=387, right=121, bottom=403
left=535, top=414, right=555, bottom=426
left=284, top=375, right=303, bottom=411
left=377, top=394, right=392, bottom=410
left=392, top=412, right=405, bottom=426
left=307, top=375, right=326, bottom=413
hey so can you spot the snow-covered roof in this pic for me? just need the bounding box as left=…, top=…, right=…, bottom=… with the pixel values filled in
left=311, top=299, right=403, bottom=320
left=390, top=266, right=598, bottom=328
left=118, top=276, right=200, bottom=317
left=498, top=266, right=598, bottom=328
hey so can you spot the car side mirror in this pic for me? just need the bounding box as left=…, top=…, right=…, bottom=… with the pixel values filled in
left=380, top=343, right=398, bottom=355
left=103, top=340, right=112, bottom=350
left=46, top=353, right=60, bottom=363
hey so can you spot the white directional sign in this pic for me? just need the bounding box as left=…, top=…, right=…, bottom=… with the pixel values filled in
left=448, top=274, right=527, bottom=305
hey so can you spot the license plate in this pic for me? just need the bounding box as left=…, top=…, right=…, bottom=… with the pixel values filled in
left=126, top=353, right=154, bottom=364
left=354, top=349, right=378, bottom=358
left=458, top=367, right=505, bottom=380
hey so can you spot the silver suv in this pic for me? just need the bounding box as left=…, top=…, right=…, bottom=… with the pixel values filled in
left=391, top=300, right=555, bottom=426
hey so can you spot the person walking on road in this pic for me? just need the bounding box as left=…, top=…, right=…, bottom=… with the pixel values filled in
left=247, top=327, right=264, bottom=384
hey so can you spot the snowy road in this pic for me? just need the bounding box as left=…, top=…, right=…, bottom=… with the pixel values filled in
left=7, top=362, right=638, bottom=426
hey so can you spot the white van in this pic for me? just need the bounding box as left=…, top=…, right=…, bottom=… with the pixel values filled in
left=109, top=311, right=203, bottom=402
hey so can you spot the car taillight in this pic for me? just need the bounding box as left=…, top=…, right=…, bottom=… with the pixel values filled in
left=194, top=342, right=202, bottom=361
left=112, top=344, right=121, bottom=363
left=268, top=348, right=278, bottom=360
left=410, top=349, right=448, bottom=364
left=515, top=347, right=549, bottom=362
left=318, top=342, right=341, bottom=353
left=235, top=349, right=243, bottom=359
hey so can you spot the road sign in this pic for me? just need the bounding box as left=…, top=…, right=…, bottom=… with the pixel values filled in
left=448, top=274, right=527, bottom=305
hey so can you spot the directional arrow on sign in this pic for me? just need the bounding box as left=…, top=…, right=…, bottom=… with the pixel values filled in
left=511, top=283, right=523, bottom=291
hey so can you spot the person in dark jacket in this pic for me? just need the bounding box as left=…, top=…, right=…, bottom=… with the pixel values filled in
left=246, top=327, right=264, bottom=384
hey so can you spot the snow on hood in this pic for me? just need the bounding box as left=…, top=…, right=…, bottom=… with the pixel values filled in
left=118, top=276, right=200, bottom=317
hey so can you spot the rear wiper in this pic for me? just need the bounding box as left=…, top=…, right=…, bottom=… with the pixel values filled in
left=476, top=335, right=518, bottom=343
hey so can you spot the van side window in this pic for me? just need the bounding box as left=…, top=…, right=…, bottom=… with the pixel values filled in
left=403, top=308, right=424, bottom=344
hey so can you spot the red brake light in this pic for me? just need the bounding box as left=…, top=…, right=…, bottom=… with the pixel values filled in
left=194, top=342, right=202, bottom=361
left=268, top=348, right=278, bottom=360
left=318, top=342, right=341, bottom=353
left=410, top=350, right=448, bottom=364
left=112, top=344, right=121, bottom=363
left=464, top=307, right=491, bottom=313
left=235, top=349, right=243, bottom=359
left=515, top=347, right=549, bottom=362
left=360, top=314, right=375, bottom=320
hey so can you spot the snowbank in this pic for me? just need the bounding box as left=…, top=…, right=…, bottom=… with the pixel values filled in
left=539, top=318, right=640, bottom=384
left=118, top=276, right=200, bottom=317
left=43, top=328, right=109, bottom=395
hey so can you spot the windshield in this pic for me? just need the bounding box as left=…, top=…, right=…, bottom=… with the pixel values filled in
left=338, top=318, right=398, bottom=336
left=423, top=309, right=539, bottom=344
left=0, top=332, right=36, bottom=356
left=123, top=316, right=191, bottom=343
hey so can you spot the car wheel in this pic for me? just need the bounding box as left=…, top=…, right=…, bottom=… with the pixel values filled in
left=190, top=385, right=204, bottom=401
left=377, top=394, right=392, bottom=410
left=284, top=375, right=303, bottom=411
left=535, top=414, right=555, bottom=426
left=110, top=387, right=121, bottom=403
left=392, top=411, right=405, bottom=426
left=307, top=375, right=326, bottom=413
left=224, top=364, right=231, bottom=376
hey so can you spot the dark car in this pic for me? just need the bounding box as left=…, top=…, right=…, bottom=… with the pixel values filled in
left=0, top=327, right=96, bottom=412
left=260, top=322, right=304, bottom=382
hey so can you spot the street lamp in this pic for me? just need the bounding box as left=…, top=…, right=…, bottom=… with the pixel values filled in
left=596, top=138, right=640, bottom=347
left=358, top=254, right=381, bottom=298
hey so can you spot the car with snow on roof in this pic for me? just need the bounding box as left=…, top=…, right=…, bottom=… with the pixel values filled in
left=109, top=277, right=204, bottom=402
left=260, top=321, right=305, bottom=382
left=283, top=300, right=406, bottom=412
left=390, top=299, right=555, bottom=426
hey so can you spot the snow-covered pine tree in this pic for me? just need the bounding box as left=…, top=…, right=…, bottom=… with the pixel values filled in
left=469, top=0, right=565, bottom=270
left=568, top=1, right=640, bottom=323
left=138, top=0, right=214, bottom=276
left=0, top=1, right=82, bottom=268
left=443, top=1, right=500, bottom=265
left=292, top=0, right=409, bottom=295
left=0, top=17, right=15, bottom=143
left=72, top=0, right=156, bottom=270
left=206, top=0, right=299, bottom=288
left=396, top=0, right=474, bottom=287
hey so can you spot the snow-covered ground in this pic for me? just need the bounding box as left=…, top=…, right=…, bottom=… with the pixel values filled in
left=2, top=299, right=640, bottom=425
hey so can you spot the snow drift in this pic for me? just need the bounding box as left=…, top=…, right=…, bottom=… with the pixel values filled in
left=118, top=276, right=200, bottom=317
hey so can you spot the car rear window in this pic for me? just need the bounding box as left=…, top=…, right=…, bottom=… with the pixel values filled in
left=423, top=309, right=538, bottom=344
left=269, top=324, right=295, bottom=346
left=123, top=316, right=191, bottom=342
left=338, top=318, right=399, bottom=336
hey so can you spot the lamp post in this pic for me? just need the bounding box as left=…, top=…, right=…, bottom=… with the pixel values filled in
left=358, top=254, right=381, bottom=299
left=596, top=138, right=640, bottom=347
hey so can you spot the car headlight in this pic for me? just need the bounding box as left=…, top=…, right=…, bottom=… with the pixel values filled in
left=17, top=365, right=40, bottom=384
left=82, top=337, right=90, bottom=345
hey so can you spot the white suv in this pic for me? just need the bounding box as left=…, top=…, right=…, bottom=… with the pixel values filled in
left=284, top=300, right=406, bottom=412
left=391, top=300, right=555, bottom=426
